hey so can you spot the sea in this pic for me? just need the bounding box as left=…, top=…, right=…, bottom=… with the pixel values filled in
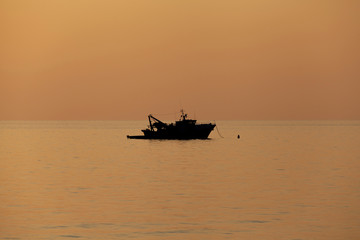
left=1, top=121, right=360, bottom=240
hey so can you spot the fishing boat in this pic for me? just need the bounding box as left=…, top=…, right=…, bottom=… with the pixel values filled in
left=127, top=110, right=216, bottom=139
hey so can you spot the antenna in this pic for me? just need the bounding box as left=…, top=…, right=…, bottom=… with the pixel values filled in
left=179, top=98, right=183, bottom=112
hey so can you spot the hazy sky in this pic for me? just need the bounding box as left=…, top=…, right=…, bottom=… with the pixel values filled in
left=1, top=0, right=359, bottom=120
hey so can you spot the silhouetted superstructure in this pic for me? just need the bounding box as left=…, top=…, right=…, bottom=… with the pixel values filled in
left=127, top=110, right=215, bottom=139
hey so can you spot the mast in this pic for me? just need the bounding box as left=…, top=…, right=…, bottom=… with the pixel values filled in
left=180, top=109, right=188, bottom=121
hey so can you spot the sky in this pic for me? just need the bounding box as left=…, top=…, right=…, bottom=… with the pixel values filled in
left=1, top=0, right=359, bottom=120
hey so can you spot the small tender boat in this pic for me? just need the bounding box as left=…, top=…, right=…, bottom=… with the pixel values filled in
left=127, top=110, right=216, bottom=139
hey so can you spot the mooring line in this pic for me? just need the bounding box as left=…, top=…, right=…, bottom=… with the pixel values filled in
left=215, top=121, right=224, bottom=138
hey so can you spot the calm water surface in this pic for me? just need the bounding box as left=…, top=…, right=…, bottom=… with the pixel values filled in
left=1, top=121, right=360, bottom=239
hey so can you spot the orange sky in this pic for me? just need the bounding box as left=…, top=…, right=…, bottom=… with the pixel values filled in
left=1, top=0, right=359, bottom=120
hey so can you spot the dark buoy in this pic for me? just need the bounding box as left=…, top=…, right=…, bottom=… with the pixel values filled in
left=237, top=134, right=240, bottom=139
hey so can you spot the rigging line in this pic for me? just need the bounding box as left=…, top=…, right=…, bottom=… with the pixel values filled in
left=151, top=112, right=179, bottom=117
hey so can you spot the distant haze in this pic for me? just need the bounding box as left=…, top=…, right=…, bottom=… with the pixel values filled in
left=1, top=0, right=359, bottom=120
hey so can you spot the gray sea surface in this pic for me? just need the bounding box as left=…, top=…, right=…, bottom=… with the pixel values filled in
left=1, top=121, right=360, bottom=239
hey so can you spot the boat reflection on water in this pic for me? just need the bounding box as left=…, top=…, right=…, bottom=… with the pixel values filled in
left=127, top=110, right=216, bottom=139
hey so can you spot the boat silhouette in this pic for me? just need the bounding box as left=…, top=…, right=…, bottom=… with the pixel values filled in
left=127, top=110, right=216, bottom=139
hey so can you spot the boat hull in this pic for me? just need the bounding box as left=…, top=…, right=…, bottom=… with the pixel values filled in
left=127, top=123, right=215, bottom=140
